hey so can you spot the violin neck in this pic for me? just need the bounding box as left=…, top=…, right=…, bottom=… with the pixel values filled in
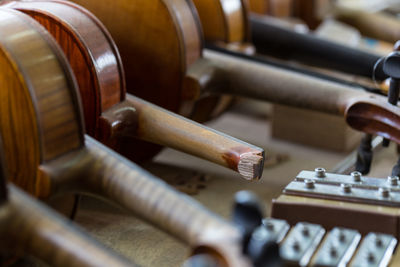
left=83, top=136, right=238, bottom=245
left=249, top=14, right=384, bottom=80
left=100, top=94, right=264, bottom=180
left=0, top=184, right=134, bottom=267
left=203, top=49, right=360, bottom=115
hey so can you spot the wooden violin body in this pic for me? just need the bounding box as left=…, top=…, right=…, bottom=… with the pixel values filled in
left=5, top=0, right=264, bottom=180
left=192, top=0, right=254, bottom=54
left=0, top=8, right=253, bottom=266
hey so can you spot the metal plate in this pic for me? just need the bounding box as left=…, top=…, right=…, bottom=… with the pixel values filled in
left=313, top=227, right=361, bottom=267
left=261, top=218, right=290, bottom=243
left=296, top=170, right=400, bottom=191
left=350, top=233, right=397, bottom=267
left=284, top=181, right=400, bottom=207
left=280, top=222, right=325, bottom=267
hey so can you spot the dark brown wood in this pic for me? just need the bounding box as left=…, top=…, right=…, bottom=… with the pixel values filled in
left=7, top=0, right=264, bottom=180
left=0, top=9, right=252, bottom=265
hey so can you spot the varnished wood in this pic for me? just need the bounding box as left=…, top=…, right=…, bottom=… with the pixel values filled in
left=0, top=9, right=252, bottom=266
left=8, top=0, right=264, bottom=180
left=247, top=0, right=269, bottom=14
left=70, top=0, right=234, bottom=123
left=192, top=0, right=255, bottom=54
left=69, top=0, right=400, bottom=145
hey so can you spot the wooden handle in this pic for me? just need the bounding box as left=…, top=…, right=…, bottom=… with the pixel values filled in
left=204, top=49, right=360, bottom=115
left=55, top=136, right=248, bottom=266
left=203, top=49, right=400, bottom=144
left=334, top=6, right=400, bottom=44
left=99, top=94, right=264, bottom=181
left=0, top=184, right=135, bottom=267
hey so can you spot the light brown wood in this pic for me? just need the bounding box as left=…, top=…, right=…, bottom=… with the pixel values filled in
left=6, top=0, right=264, bottom=180
left=0, top=9, right=252, bottom=266
left=203, top=50, right=400, bottom=145
left=334, top=6, right=400, bottom=44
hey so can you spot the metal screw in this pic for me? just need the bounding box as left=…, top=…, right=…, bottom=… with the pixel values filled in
left=304, top=179, right=315, bottom=189
left=387, top=176, right=399, bottom=186
left=301, top=225, right=310, bottom=237
left=351, top=171, right=362, bottom=182
left=375, top=236, right=383, bottom=247
left=265, top=221, right=274, bottom=231
left=341, top=183, right=352, bottom=194
left=367, top=252, right=375, bottom=263
left=315, top=167, right=326, bottom=178
left=379, top=187, right=390, bottom=198
left=330, top=246, right=338, bottom=258
left=292, top=240, right=300, bottom=251
left=338, top=230, right=346, bottom=243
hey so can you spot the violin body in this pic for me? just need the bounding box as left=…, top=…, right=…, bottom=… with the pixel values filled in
left=0, top=7, right=84, bottom=198
left=71, top=0, right=233, bottom=122
left=192, top=0, right=255, bottom=54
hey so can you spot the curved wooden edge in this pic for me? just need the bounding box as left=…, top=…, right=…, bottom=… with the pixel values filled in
left=345, top=94, right=400, bottom=145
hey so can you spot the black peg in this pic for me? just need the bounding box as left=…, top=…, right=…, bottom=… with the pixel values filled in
left=382, top=51, right=400, bottom=147
left=355, top=134, right=373, bottom=175
left=232, top=191, right=264, bottom=252
left=232, top=191, right=281, bottom=267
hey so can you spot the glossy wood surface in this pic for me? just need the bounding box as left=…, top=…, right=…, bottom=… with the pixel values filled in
left=247, top=0, right=269, bottom=14
left=8, top=0, right=264, bottom=180
left=0, top=9, right=252, bottom=265
left=71, top=0, right=234, bottom=122
left=192, top=0, right=255, bottom=54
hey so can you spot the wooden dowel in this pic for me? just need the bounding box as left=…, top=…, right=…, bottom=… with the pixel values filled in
left=203, top=49, right=400, bottom=144
left=0, top=185, right=136, bottom=267
left=47, top=136, right=250, bottom=266
left=334, top=6, right=400, bottom=44
left=204, top=49, right=358, bottom=115
left=100, top=94, right=264, bottom=180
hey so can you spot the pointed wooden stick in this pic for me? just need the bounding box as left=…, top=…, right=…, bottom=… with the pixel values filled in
left=100, top=95, right=264, bottom=180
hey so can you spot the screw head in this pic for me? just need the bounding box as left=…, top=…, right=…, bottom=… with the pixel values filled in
left=301, top=225, right=310, bottom=237
left=367, top=252, right=375, bottom=263
left=265, top=221, right=274, bottom=231
left=375, top=236, right=383, bottom=247
left=315, top=167, right=326, bottom=178
left=329, top=246, right=338, bottom=258
left=379, top=187, right=390, bottom=198
left=292, top=240, right=301, bottom=251
left=341, top=183, right=352, bottom=194
left=351, top=171, right=362, bottom=182
left=304, top=179, right=315, bottom=189
left=387, top=176, right=399, bottom=186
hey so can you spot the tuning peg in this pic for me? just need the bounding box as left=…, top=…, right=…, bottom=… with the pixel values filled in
left=246, top=226, right=282, bottom=267
left=232, top=191, right=264, bottom=251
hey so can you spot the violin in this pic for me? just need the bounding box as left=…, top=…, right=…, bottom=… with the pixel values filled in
left=4, top=0, right=264, bottom=181
left=0, top=137, right=135, bottom=266
left=0, top=8, right=255, bottom=266
left=71, top=0, right=400, bottom=146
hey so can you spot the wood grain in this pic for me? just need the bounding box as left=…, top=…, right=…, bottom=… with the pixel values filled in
left=203, top=49, right=400, bottom=144
left=0, top=9, right=253, bottom=265
left=1, top=185, right=136, bottom=267
left=192, top=0, right=255, bottom=54
left=10, top=0, right=264, bottom=180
